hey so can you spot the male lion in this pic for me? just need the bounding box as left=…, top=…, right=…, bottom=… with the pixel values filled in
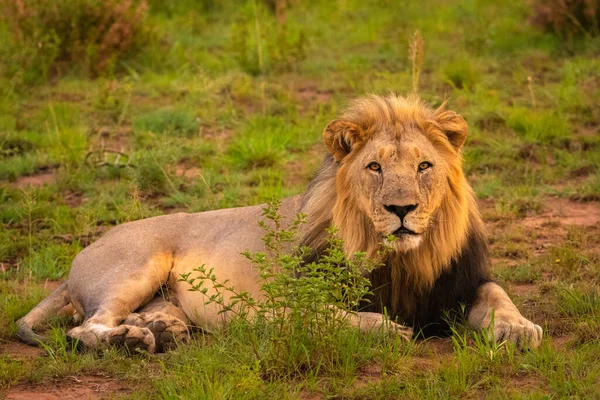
left=18, top=94, right=543, bottom=353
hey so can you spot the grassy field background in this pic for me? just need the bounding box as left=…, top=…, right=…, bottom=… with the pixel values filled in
left=1, top=0, right=599, bottom=398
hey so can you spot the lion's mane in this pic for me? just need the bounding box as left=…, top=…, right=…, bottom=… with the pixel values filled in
left=300, top=94, right=491, bottom=335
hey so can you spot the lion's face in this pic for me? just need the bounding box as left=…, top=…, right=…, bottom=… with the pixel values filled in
left=346, top=129, right=449, bottom=251
left=323, top=95, right=468, bottom=253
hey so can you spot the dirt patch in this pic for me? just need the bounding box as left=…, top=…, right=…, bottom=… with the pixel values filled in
left=6, top=375, right=132, bottom=400
left=42, top=280, right=63, bottom=291
left=523, top=198, right=600, bottom=228
left=92, top=126, right=131, bottom=151
left=507, top=374, right=546, bottom=393
left=295, top=87, right=332, bottom=104
left=175, top=164, right=202, bottom=180
left=511, top=284, right=537, bottom=297
left=551, top=335, right=573, bottom=350
left=517, top=198, right=600, bottom=254
left=352, top=363, right=384, bottom=389
left=293, top=83, right=334, bottom=115
left=423, top=337, right=454, bottom=355
left=13, top=172, right=56, bottom=189
left=284, top=144, right=325, bottom=188
left=50, top=92, right=86, bottom=103
left=0, top=341, right=45, bottom=360
left=63, top=191, right=88, bottom=208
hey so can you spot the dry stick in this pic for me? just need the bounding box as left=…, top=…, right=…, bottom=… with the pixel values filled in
left=253, top=0, right=267, bottom=116
left=275, top=0, right=287, bottom=26
left=408, top=30, right=425, bottom=94
left=527, top=76, right=537, bottom=108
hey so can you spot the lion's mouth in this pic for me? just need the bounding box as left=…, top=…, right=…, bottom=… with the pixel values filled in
left=393, top=226, right=419, bottom=236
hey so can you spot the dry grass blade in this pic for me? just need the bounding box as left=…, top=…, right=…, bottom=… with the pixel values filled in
left=409, top=30, right=425, bottom=94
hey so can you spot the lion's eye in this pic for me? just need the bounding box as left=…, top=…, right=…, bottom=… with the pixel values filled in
left=418, top=162, right=432, bottom=171
left=367, top=162, right=381, bottom=172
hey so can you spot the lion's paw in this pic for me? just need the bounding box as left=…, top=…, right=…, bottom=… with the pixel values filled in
left=124, top=312, right=190, bottom=352
left=389, top=321, right=413, bottom=341
left=491, top=315, right=543, bottom=349
left=105, top=325, right=156, bottom=354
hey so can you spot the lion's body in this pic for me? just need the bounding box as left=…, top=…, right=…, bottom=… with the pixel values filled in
left=18, top=94, right=542, bottom=352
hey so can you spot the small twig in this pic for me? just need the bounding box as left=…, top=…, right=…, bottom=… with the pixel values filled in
left=409, top=30, right=425, bottom=94
left=527, top=76, right=536, bottom=108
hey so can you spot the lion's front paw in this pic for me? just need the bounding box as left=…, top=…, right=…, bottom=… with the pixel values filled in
left=490, top=315, right=543, bottom=349
left=124, top=312, right=190, bottom=352
left=105, top=325, right=156, bottom=354
left=389, top=321, right=413, bottom=341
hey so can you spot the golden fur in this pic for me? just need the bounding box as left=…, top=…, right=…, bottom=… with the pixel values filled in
left=300, top=94, right=482, bottom=315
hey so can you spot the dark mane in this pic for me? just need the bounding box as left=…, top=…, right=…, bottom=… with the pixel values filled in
left=364, top=217, right=491, bottom=336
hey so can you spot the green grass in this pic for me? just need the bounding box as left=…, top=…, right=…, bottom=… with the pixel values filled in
left=0, top=0, right=599, bottom=397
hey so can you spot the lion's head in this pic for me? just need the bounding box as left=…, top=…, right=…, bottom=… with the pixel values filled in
left=301, top=94, right=483, bottom=300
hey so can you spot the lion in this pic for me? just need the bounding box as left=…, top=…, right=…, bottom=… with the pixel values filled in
left=17, top=94, right=543, bottom=353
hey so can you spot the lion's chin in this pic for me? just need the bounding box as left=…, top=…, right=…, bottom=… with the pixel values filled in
left=388, top=234, right=423, bottom=253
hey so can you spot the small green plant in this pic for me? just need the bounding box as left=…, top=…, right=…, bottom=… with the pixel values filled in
left=179, top=200, right=388, bottom=378
left=443, top=58, right=478, bottom=91
left=126, top=151, right=175, bottom=197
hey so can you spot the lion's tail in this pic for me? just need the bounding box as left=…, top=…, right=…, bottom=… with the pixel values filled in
left=17, top=281, right=70, bottom=346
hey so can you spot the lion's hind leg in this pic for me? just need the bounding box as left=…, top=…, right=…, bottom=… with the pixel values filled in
left=123, top=297, right=190, bottom=352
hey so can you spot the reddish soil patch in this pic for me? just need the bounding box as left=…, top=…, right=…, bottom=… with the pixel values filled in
left=6, top=375, right=132, bottom=400
left=423, top=337, right=454, bottom=355
left=0, top=341, right=45, bottom=360
left=507, top=374, right=546, bottom=392
left=295, top=87, right=332, bottom=104
left=284, top=144, right=325, bottom=188
left=551, top=335, right=573, bottom=350
left=298, top=391, right=323, bottom=400
left=511, top=284, right=537, bottom=297
left=63, top=191, right=87, bottom=208
left=175, top=164, right=202, bottom=180
left=50, top=92, right=86, bottom=103
left=353, top=363, right=384, bottom=389
left=519, top=198, right=600, bottom=254
left=93, top=126, right=131, bottom=151
left=523, top=198, right=600, bottom=228
left=42, top=280, right=63, bottom=292
left=13, top=172, right=55, bottom=189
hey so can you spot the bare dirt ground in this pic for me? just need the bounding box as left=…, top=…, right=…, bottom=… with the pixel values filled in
left=6, top=375, right=131, bottom=400
left=12, top=171, right=56, bottom=189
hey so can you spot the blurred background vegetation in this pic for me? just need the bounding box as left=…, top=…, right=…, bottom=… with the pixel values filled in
left=0, top=0, right=599, bottom=398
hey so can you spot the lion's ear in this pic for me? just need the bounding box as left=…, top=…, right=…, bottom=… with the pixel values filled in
left=435, top=109, right=468, bottom=150
left=323, top=119, right=364, bottom=161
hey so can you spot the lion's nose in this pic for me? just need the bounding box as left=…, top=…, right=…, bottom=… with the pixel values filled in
left=384, top=204, right=418, bottom=220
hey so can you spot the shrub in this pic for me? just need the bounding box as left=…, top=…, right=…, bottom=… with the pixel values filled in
left=530, top=0, right=600, bottom=38
left=180, top=201, right=395, bottom=377
left=0, top=0, right=152, bottom=80
left=127, top=151, right=171, bottom=197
